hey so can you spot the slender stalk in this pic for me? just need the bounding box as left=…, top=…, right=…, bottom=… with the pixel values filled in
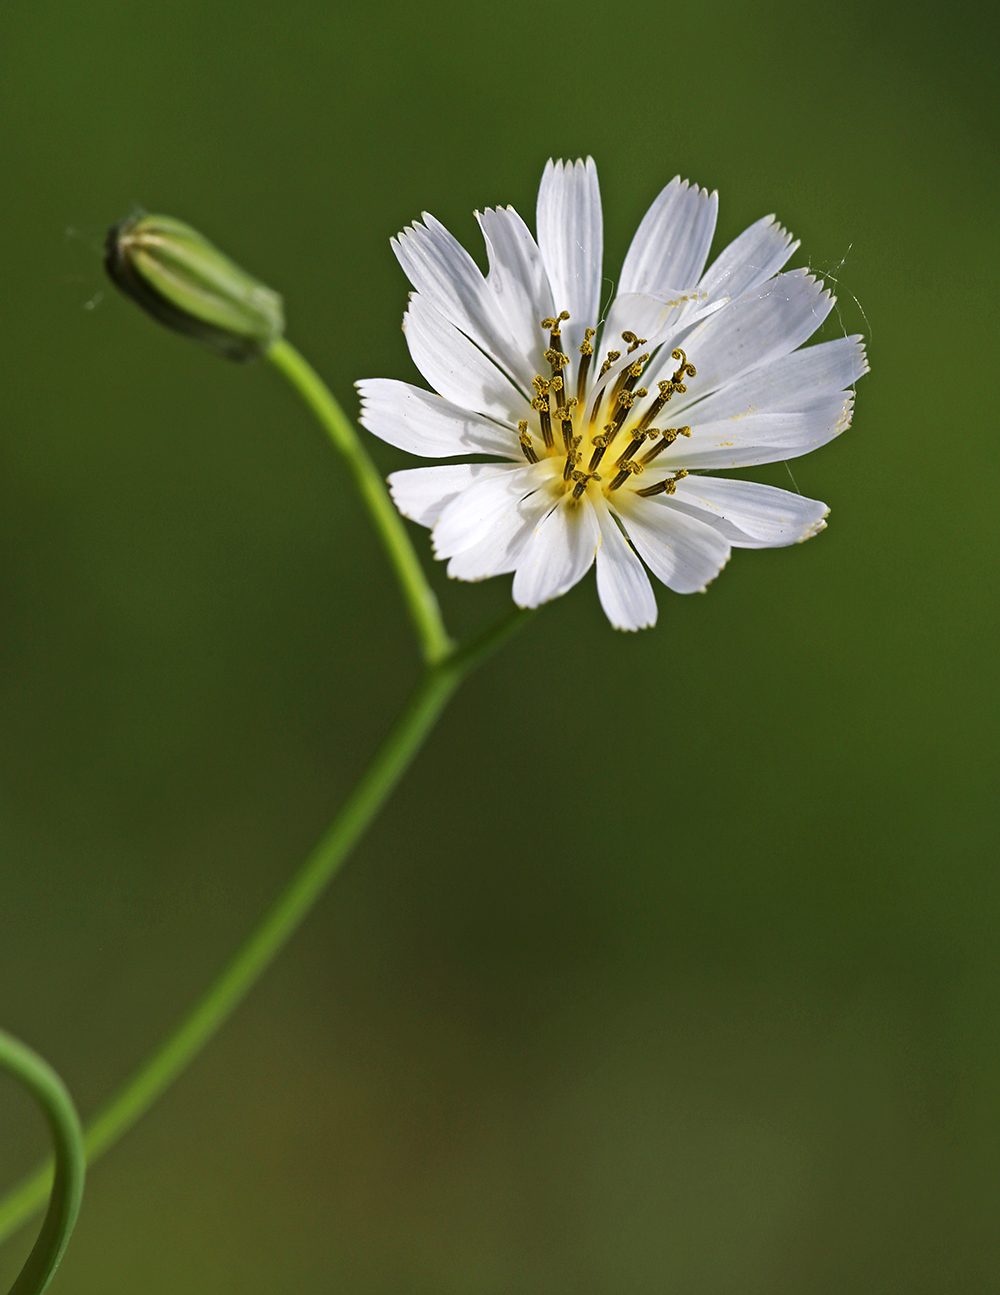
left=0, top=606, right=535, bottom=1249
left=0, top=1031, right=85, bottom=1295
left=266, top=338, right=453, bottom=666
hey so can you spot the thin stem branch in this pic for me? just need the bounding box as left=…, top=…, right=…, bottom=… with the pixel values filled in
left=266, top=338, right=453, bottom=666
left=0, top=1031, right=85, bottom=1295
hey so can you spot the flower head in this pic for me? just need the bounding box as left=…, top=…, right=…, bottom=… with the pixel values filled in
left=358, top=159, right=867, bottom=630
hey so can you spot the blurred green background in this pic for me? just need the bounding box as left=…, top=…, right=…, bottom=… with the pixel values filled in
left=1, top=0, right=998, bottom=1290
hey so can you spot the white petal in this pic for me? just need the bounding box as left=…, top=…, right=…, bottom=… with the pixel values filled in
left=432, top=462, right=552, bottom=558
left=698, top=215, right=799, bottom=300
left=536, top=157, right=603, bottom=358
left=403, top=293, right=525, bottom=423
left=663, top=395, right=855, bottom=468
left=477, top=205, right=555, bottom=381
left=615, top=494, right=731, bottom=594
left=681, top=335, right=868, bottom=423
left=392, top=214, right=532, bottom=390
left=593, top=496, right=657, bottom=630
left=388, top=462, right=511, bottom=528
left=446, top=485, right=554, bottom=581
left=357, top=379, right=520, bottom=460
left=644, top=269, right=834, bottom=404
left=670, top=475, right=829, bottom=547
left=512, top=493, right=601, bottom=608
left=619, top=178, right=719, bottom=295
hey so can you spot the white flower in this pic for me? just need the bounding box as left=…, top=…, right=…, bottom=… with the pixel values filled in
left=358, top=158, right=867, bottom=630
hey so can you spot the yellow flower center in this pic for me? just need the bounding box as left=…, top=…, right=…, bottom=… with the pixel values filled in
left=517, top=314, right=696, bottom=505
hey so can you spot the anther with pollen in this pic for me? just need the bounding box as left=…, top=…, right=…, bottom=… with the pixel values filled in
left=555, top=397, right=578, bottom=449
left=571, top=469, right=599, bottom=500
left=577, top=327, right=596, bottom=404
left=607, top=459, right=645, bottom=491
left=562, top=436, right=582, bottom=480
left=625, top=363, right=648, bottom=391
left=598, top=349, right=621, bottom=380
left=615, top=427, right=658, bottom=467
left=531, top=376, right=554, bottom=448
left=517, top=420, right=538, bottom=463
left=637, top=469, right=688, bottom=497
left=545, top=348, right=570, bottom=407
left=670, top=348, right=696, bottom=383
left=636, top=379, right=681, bottom=433
left=587, top=426, right=619, bottom=473
left=620, top=331, right=647, bottom=355
left=609, top=356, right=648, bottom=408
left=541, top=310, right=570, bottom=355
left=641, top=426, right=691, bottom=464
left=605, top=388, right=638, bottom=439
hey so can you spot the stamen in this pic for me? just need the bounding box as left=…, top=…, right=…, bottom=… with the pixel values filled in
left=620, top=331, right=647, bottom=355
left=545, top=347, right=570, bottom=407
left=589, top=387, right=634, bottom=465
left=531, top=376, right=554, bottom=447
left=571, top=469, right=599, bottom=500
left=609, top=357, right=649, bottom=409
left=598, top=349, right=621, bottom=379
left=614, top=427, right=657, bottom=467
left=670, top=348, right=696, bottom=383
left=640, top=426, right=691, bottom=464
left=541, top=309, right=571, bottom=354
left=562, top=436, right=582, bottom=480
left=636, top=469, right=689, bottom=497
left=607, top=460, right=645, bottom=491
left=576, top=327, right=596, bottom=404
left=636, top=379, right=680, bottom=433
left=590, top=429, right=614, bottom=447
left=555, top=398, right=578, bottom=450
left=587, top=426, right=615, bottom=473
left=606, top=388, right=637, bottom=437
left=625, top=349, right=694, bottom=439
left=517, top=419, right=538, bottom=464
left=531, top=389, right=554, bottom=449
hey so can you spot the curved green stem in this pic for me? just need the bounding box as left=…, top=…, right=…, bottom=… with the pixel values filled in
left=0, top=1031, right=85, bottom=1294
left=0, top=605, right=534, bottom=1250
left=266, top=338, right=453, bottom=666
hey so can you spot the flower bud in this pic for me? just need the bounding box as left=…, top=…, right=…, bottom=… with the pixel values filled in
left=105, top=212, right=284, bottom=361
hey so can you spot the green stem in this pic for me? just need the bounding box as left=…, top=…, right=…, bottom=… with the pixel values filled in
left=0, top=605, right=534, bottom=1251
left=266, top=338, right=453, bottom=666
left=0, top=1031, right=85, bottom=1294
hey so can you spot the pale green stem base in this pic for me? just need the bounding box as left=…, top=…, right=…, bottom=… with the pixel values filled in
left=0, top=1031, right=85, bottom=1295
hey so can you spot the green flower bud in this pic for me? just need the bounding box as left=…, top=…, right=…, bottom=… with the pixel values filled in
left=105, top=212, right=284, bottom=361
